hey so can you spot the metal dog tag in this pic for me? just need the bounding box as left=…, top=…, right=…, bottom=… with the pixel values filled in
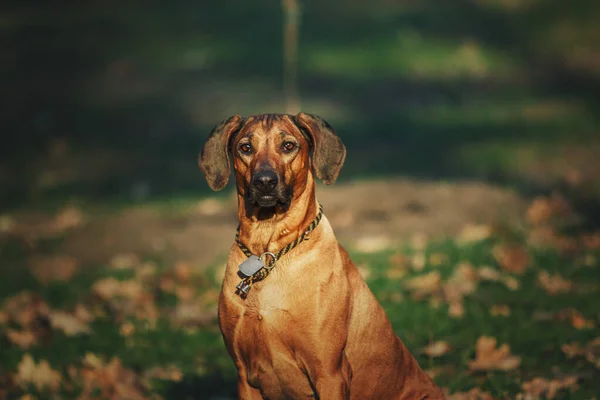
left=238, top=255, right=265, bottom=277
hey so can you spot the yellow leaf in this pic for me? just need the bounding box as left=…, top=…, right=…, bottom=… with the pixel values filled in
left=521, top=376, right=579, bottom=399
left=421, top=340, right=451, bottom=357
left=6, top=329, right=38, bottom=349
left=49, top=310, right=91, bottom=336
left=468, top=336, right=521, bottom=371
left=493, top=244, right=530, bottom=275
left=537, top=271, right=573, bottom=295
left=15, top=354, right=61, bottom=392
left=490, top=304, right=511, bottom=317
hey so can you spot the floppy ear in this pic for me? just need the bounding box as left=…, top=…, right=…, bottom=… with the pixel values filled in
left=198, top=115, right=245, bottom=191
left=294, top=112, right=346, bottom=185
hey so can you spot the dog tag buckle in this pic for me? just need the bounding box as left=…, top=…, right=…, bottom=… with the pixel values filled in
left=238, top=255, right=265, bottom=277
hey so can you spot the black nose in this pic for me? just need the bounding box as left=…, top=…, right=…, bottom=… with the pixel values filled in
left=252, top=170, right=278, bottom=191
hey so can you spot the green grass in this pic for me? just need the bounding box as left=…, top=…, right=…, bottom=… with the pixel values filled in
left=1, top=227, right=599, bottom=399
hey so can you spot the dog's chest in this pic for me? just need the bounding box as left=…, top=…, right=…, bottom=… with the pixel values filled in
left=232, top=291, right=315, bottom=398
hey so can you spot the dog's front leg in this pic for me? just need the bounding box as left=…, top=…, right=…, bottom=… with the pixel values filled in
left=311, top=351, right=351, bottom=399
left=236, top=375, right=263, bottom=400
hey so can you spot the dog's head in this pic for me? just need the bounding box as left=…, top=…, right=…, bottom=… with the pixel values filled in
left=199, top=113, right=346, bottom=209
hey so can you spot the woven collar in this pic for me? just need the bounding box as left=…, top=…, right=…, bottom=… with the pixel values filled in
left=234, top=202, right=324, bottom=298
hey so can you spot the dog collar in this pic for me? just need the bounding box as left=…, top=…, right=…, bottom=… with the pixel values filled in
left=234, top=202, right=324, bottom=298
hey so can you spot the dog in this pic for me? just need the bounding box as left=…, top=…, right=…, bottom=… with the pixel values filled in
left=199, top=113, right=445, bottom=399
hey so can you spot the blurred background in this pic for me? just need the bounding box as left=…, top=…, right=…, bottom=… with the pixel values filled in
left=1, top=0, right=600, bottom=399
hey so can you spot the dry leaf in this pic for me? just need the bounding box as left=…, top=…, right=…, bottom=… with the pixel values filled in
left=387, top=254, right=409, bottom=279
left=353, top=235, right=393, bottom=253
left=2, top=292, right=49, bottom=330
left=143, top=365, right=183, bottom=382
left=448, top=301, right=464, bottom=318
left=5, top=329, right=38, bottom=349
left=171, top=300, right=217, bottom=329
left=493, top=244, right=530, bottom=274
left=562, top=337, right=600, bottom=368
left=490, top=304, right=511, bottom=317
left=526, top=196, right=571, bottom=226
left=537, top=271, right=573, bottom=295
left=174, top=261, right=192, bottom=282
left=421, top=340, right=451, bottom=357
left=411, top=253, right=426, bottom=271
left=77, top=355, right=148, bottom=400
left=446, top=387, right=494, bottom=400
left=403, top=271, right=441, bottom=298
left=49, top=310, right=91, bottom=336
left=52, top=205, right=84, bottom=232
left=457, top=224, right=492, bottom=245
left=520, top=376, right=579, bottom=399
left=14, top=354, right=61, bottom=392
left=174, top=285, right=195, bottom=301
left=120, top=321, right=135, bottom=337
left=28, top=255, right=78, bottom=284
left=428, top=253, right=448, bottom=267
left=468, top=336, right=521, bottom=371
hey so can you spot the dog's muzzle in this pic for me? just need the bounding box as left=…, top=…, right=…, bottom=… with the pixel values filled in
left=249, top=169, right=289, bottom=208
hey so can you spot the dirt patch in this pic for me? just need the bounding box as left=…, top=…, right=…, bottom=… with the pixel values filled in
left=55, top=178, right=525, bottom=268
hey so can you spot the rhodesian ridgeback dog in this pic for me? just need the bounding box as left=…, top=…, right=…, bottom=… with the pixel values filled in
left=199, top=113, right=444, bottom=399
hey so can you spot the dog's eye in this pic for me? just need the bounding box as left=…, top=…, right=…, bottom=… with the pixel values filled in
left=282, top=141, right=296, bottom=152
left=239, top=143, right=252, bottom=154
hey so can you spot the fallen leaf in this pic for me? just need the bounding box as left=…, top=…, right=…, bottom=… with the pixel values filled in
left=520, top=376, right=579, bottom=399
left=446, top=387, right=494, bottom=400
left=4, top=292, right=50, bottom=325
left=28, top=255, right=79, bottom=284
left=428, top=253, right=448, bottom=267
left=526, top=195, right=571, bottom=226
left=5, top=329, right=38, bottom=349
left=448, top=301, right=464, bottom=318
left=468, top=336, right=521, bottom=371
left=403, top=271, right=441, bottom=299
left=174, top=285, right=195, bottom=301
left=14, top=354, right=61, bottom=392
left=537, top=271, right=573, bottom=295
left=174, top=261, right=192, bottom=282
left=562, top=337, right=600, bottom=368
left=171, top=300, right=217, bottom=329
left=143, top=365, right=183, bottom=382
left=411, top=253, right=427, bottom=271
left=77, top=354, right=148, bottom=400
left=490, top=304, right=511, bottom=317
left=421, top=340, right=451, bottom=357
left=119, top=321, right=135, bottom=337
left=493, top=244, right=530, bottom=274
left=582, top=232, right=600, bottom=250
left=502, top=275, right=520, bottom=291
left=457, top=224, right=492, bottom=245
left=49, top=310, right=91, bottom=336
left=353, top=235, right=393, bottom=253
left=52, top=205, right=84, bottom=232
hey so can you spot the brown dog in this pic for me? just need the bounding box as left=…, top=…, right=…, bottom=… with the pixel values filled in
left=199, top=113, right=444, bottom=399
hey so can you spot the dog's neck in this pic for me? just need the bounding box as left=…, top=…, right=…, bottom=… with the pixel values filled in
left=236, top=173, right=318, bottom=256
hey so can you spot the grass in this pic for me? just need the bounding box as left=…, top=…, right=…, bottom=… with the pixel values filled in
left=1, top=218, right=599, bottom=399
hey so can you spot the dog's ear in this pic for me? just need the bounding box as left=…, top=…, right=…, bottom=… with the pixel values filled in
left=198, top=115, right=245, bottom=191
left=294, top=112, right=346, bottom=185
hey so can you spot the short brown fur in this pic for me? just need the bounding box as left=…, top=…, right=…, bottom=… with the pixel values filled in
left=199, top=113, right=445, bottom=399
